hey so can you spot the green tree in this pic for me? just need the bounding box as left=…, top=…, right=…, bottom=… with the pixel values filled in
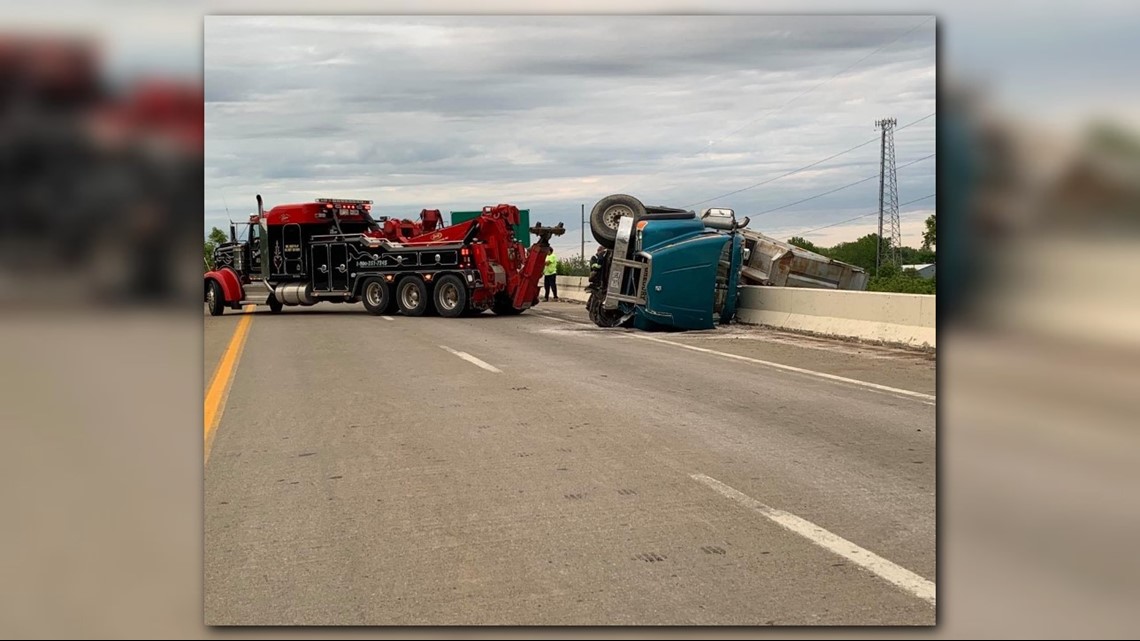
left=556, top=255, right=589, bottom=276
left=204, top=227, right=229, bottom=271
left=897, top=245, right=936, bottom=265
left=922, top=214, right=936, bottom=252
left=786, top=236, right=826, bottom=255
left=827, top=233, right=882, bottom=272
left=868, top=263, right=936, bottom=295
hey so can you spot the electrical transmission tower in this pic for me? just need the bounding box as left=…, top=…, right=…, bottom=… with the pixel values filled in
left=875, top=117, right=900, bottom=274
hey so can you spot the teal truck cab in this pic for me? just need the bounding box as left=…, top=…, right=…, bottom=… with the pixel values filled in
left=586, top=194, right=750, bottom=330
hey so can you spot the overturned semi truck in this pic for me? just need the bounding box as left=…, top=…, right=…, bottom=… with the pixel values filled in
left=583, top=194, right=867, bottom=331
left=584, top=194, right=748, bottom=330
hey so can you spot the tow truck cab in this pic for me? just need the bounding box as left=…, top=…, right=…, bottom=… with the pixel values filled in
left=212, top=197, right=383, bottom=283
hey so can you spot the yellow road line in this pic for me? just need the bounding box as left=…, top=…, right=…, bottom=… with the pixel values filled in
left=204, top=306, right=255, bottom=464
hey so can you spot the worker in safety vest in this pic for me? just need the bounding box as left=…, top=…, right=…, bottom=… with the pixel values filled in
left=543, top=249, right=558, bottom=302
left=586, top=245, right=606, bottom=292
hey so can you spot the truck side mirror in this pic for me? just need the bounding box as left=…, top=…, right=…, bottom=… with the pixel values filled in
left=229, top=224, right=237, bottom=242
left=700, top=207, right=739, bottom=231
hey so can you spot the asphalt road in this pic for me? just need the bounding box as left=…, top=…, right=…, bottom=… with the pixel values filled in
left=204, top=300, right=936, bottom=626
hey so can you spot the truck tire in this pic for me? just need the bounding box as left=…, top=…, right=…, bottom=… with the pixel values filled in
left=433, top=274, right=467, bottom=318
left=590, top=194, right=646, bottom=249
left=268, top=294, right=284, bottom=313
left=587, top=290, right=622, bottom=327
left=396, top=277, right=429, bottom=317
left=361, top=277, right=392, bottom=315
left=206, top=280, right=225, bottom=316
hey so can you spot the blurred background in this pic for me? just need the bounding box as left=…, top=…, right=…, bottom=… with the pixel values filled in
left=1, top=0, right=1138, bottom=638
left=0, top=5, right=202, bottom=306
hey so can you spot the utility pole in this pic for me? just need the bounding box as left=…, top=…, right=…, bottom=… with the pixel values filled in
left=875, top=117, right=899, bottom=275
left=580, top=203, right=585, bottom=260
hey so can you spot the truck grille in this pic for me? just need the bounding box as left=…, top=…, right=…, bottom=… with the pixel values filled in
left=713, top=243, right=732, bottom=316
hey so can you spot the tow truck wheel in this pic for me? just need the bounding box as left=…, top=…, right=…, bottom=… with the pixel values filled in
left=206, top=280, right=225, bottom=316
left=433, top=274, right=467, bottom=318
left=590, top=194, right=646, bottom=249
left=361, top=277, right=392, bottom=316
left=396, top=277, right=429, bottom=317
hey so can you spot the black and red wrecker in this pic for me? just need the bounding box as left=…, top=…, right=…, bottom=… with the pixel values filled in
left=204, top=195, right=564, bottom=317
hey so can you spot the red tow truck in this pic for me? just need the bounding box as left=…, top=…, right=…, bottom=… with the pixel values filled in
left=204, top=195, right=564, bottom=317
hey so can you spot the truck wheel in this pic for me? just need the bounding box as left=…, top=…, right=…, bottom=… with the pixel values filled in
left=206, top=280, right=225, bottom=316
left=590, top=194, right=646, bottom=249
left=587, top=290, right=624, bottom=327
left=433, top=274, right=467, bottom=318
left=361, top=277, right=392, bottom=316
left=396, top=277, right=429, bottom=317
left=268, top=294, right=284, bottom=314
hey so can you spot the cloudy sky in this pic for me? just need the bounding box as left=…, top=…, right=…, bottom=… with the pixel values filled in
left=205, top=15, right=935, bottom=256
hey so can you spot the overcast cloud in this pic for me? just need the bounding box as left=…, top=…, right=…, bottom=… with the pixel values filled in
left=205, top=15, right=935, bottom=255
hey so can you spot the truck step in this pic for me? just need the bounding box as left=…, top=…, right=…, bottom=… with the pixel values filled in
left=239, top=280, right=272, bottom=305
left=243, top=280, right=271, bottom=295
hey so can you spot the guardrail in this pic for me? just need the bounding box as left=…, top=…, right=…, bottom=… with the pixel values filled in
left=552, top=276, right=935, bottom=348
left=552, top=276, right=591, bottom=302
left=736, top=286, right=935, bottom=348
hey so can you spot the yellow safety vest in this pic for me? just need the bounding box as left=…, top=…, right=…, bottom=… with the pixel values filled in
left=544, top=253, right=558, bottom=276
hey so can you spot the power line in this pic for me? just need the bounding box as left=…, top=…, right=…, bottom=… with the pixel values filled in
left=786, top=193, right=936, bottom=238
left=685, top=138, right=878, bottom=208
left=684, top=111, right=935, bottom=208
left=748, top=152, right=933, bottom=218
left=786, top=193, right=935, bottom=238
left=628, top=17, right=935, bottom=197
left=895, top=111, right=936, bottom=133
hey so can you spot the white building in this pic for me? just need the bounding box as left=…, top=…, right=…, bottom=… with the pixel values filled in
left=901, top=263, right=936, bottom=280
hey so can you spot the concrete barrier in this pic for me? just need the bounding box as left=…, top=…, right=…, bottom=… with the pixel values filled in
left=554, top=276, right=590, bottom=302
left=737, top=286, right=935, bottom=348
left=557, top=276, right=935, bottom=348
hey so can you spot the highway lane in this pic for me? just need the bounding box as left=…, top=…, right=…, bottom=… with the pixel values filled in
left=203, top=301, right=936, bottom=625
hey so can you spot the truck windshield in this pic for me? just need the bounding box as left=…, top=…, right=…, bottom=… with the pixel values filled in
left=331, top=210, right=382, bottom=235
left=360, top=208, right=382, bottom=232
